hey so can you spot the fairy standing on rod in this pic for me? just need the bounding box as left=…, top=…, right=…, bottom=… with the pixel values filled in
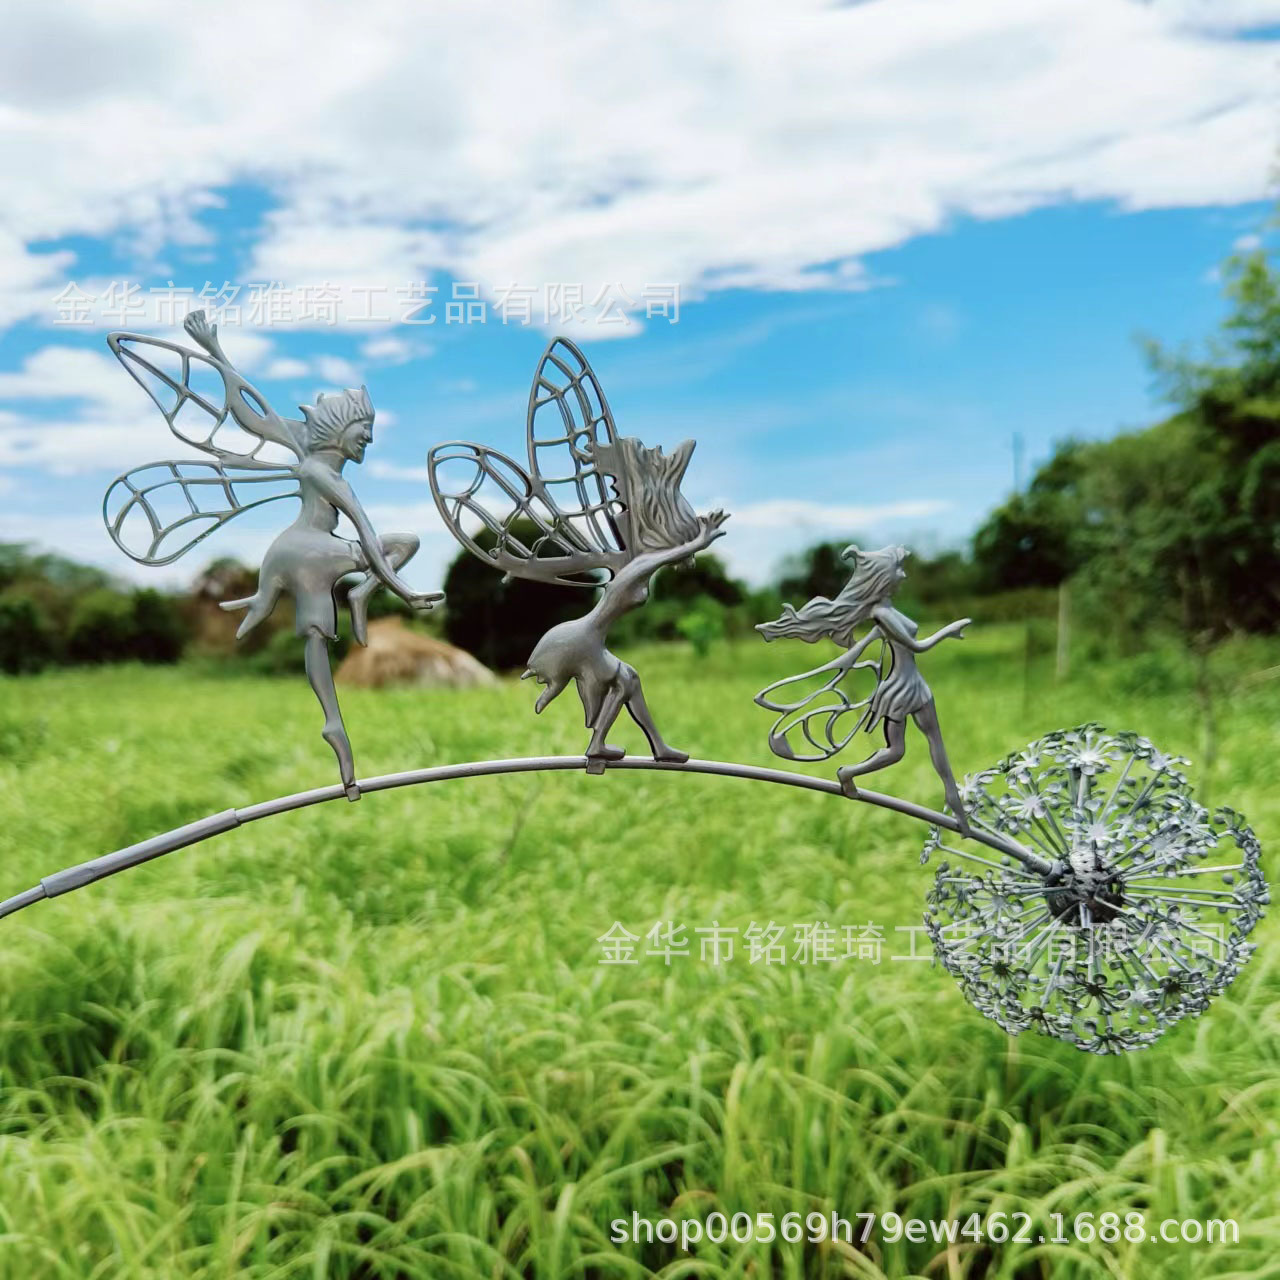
left=429, top=337, right=728, bottom=766
left=103, top=310, right=442, bottom=799
left=755, top=544, right=972, bottom=835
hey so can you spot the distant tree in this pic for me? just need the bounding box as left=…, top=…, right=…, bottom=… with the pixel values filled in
left=651, top=552, right=744, bottom=606
left=130, top=588, right=187, bottom=663
left=0, top=595, right=54, bottom=675
left=1138, top=246, right=1280, bottom=637
left=67, top=589, right=138, bottom=663
left=0, top=543, right=112, bottom=595
left=776, top=540, right=860, bottom=604
left=899, top=548, right=977, bottom=605
left=972, top=442, right=1087, bottom=592
left=191, top=557, right=259, bottom=604
left=441, top=519, right=588, bottom=670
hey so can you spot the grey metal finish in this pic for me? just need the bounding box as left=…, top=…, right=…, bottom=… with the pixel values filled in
left=80, top=324, right=1268, bottom=1054
left=923, top=726, right=1269, bottom=1053
left=756, top=544, right=971, bottom=831
left=429, top=338, right=728, bottom=766
left=103, top=311, right=443, bottom=799
left=0, top=753, right=1047, bottom=926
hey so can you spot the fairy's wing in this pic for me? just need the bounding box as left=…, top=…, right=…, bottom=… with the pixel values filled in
left=104, top=461, right=299, bottom=566
left=755, top=642, right=885, bottom=762
left=428, top=440, right=629, bottom=587
left=428, top=338, right=637, bottom=586
left=525, top=338, right=628, bottom=557
left=108, top=331, right=302, bottom=464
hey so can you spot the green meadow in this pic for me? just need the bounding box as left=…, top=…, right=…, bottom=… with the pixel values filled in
left=0, top=626, right=1277, bottom=1279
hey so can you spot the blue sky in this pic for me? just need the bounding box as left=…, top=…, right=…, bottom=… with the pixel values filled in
left=1, top=0, right=1278, bottom=588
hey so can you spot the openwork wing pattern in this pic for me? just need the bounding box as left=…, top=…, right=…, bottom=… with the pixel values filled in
left=922, top=726, right=1269, bottom=1053
left=526, top=338, right=625, bottom=557
left=754, top=645, right=884, bottom=761
left=430, top=338, right=711, bottom=588
left=108, top=332, right=301, bottom=463
left=104, top=462, right=299, bottom=566
left=427, top=440, right=627, bottom=586
left=429, top=339, right=652, bottom=586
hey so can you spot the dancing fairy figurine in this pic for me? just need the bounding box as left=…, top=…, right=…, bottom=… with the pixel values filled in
left=103, top=309, right=442, bottom=799
left=755, top=544, right=972, bottom=834
left=429, top=337, right=729, bottom=767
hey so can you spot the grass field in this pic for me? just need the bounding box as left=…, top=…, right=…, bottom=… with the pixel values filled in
left=0, top=625, right=1277, bottom=1279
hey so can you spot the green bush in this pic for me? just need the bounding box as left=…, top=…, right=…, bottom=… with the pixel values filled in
left=130, top=589, right=187, bottom=664
left=66, top=588, right=188, bottom=665
left=676, top=602, right=726, bottom=657
left=0, top=594, right=55, bottom=675
left=67, top=589, right=138, bottom=664
left=441, top=519, right=587, bottom=671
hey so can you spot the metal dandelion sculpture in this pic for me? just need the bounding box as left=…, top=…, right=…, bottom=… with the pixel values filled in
left=921, top=726, right=1268, bottom=1053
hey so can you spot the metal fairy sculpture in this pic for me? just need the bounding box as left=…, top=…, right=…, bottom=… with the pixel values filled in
left=755, top=544, right=972, bottom=834
left=10, top=324, right=1260, bottom=1056
left=429, top=337, right=729, bottom=767
left=103, top=309, right=442, bottom=799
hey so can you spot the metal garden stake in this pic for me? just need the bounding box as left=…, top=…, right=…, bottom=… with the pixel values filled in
left=0, top=321, right=1266, bottom=1056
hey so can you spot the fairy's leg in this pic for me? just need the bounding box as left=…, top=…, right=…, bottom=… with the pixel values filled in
left=304, top=632, right=361, bottom=801
left=620, top=665, right=689, bottom=763
left=912, top=699, right=970, bottom=836
left=521, top=668, right=569, bottom=713
left=585, top=673, right=627, bottom=762
left=837, top=719, right=907, bottom=797
left=221, top=581, right=282, bottom=640
left=348, top=532, right=419, bottom=645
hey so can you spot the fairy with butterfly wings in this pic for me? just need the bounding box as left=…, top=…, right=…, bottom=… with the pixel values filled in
left=755, top=543, right=973, bottom=835
left=104, top=309, right=442, bottom=800
left=428, top=338, right=729, bottom=767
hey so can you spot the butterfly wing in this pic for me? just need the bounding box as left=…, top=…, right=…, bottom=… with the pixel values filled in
left=525, top=338, right=628, bottom=558
left=104, top=461, right=299, bottom=566
left=427, top=440, right=624, bottom=587
left=755, top=643, right=885, bottom=762
left=108, top=331, right=301, bottom=464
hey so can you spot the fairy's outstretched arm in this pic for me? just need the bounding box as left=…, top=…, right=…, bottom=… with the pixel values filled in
left=620, top=509, right=730, bottom=585
left=307, top=465, right=443, bottom=609
left=596, top=511, right=729, bottom=626
left=183, top=310, right=303, bottom=453
left=873, top=605, right=970, bottom=653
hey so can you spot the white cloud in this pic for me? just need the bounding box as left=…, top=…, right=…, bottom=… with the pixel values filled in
left=0, top=332, right=281, bottom=471
left=0, top=345, right=173, bottom=471
left=313, top=355, right=362, bottom=386
left=360, top=334, right=429, bottom=364
left=368, top=461, right=433, bottom=483
left=264, top=356, right=310, bottom=380
left=0, top=0, right=1277, bottom=334
left=731, top=498, right=950, bottom=531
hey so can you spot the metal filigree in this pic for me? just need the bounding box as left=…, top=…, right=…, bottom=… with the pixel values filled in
left=756, top=543, right=971, bottom=832
left=922, top=726, right=1268, bottom=1053
left=104, top=310, right=443, bottom=799
left=20, top=326, right=1261, bottom=1056
left=429, top=337, right=729, bottom=767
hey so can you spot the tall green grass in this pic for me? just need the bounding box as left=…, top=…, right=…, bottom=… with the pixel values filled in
left=0, top=627, right=1276, bottom=1278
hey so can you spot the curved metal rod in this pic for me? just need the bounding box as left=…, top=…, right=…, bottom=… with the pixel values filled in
left=0, top=756, right=1052, bottom=923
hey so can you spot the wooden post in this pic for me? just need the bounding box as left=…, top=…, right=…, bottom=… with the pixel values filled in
left=1056, top=580, right=1070, bottom=680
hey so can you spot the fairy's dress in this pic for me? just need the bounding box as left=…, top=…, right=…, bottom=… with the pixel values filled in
left=867, top=607, right=933, bottom=728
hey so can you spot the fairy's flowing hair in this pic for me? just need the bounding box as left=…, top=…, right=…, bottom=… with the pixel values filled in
left=300, top=386, right=374, bottom=452
left=757, top=544, right=908, bottom=646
